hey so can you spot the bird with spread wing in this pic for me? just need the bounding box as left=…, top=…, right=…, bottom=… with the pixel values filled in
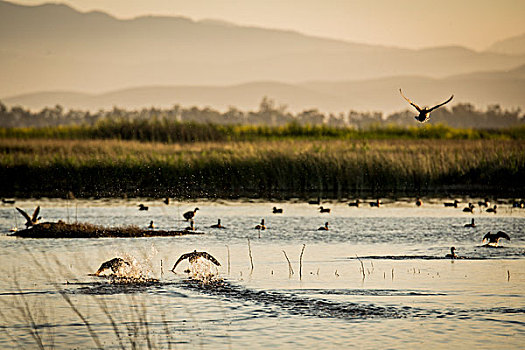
left=399, top=89, right=454, bottom=123
left=482, top=231, right=510, bottom=246
left=16, top=206, right=41, bottom=227
left=171, top=250, right=221, bottom=272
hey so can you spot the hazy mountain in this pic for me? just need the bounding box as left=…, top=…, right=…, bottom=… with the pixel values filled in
left=4, top=65, right=525, bottom=114
left=487, top=32, right=525, bottom=56
left=1, top=0, right=524, bottom=99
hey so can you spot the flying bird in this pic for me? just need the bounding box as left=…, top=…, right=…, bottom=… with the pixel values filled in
left=16, top=206, right=41, bottom=227
left=482, top=231, right=510, bottom=246
left=171, top=250, right=221, bottom=272
left=95, top=258, right=130, bottom=276
left=400, top=89, right=453, bottom=123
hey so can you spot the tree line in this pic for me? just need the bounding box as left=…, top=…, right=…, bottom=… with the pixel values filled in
left=0, top=97, right=523, bottom=129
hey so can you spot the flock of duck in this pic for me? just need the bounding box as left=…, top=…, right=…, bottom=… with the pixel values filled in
left=6, top=195, right=521, bottom=273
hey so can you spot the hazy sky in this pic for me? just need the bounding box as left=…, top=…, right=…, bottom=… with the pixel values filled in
left=9, top=0, right=525, bottom=50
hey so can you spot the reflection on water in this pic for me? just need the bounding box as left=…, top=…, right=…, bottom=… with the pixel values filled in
left=0, top=200, right=524, bottom=349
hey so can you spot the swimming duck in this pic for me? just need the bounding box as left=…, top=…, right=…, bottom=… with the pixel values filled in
left=464, top=218, right=476, bottom=228
left=319, top=206, right=331, bottom=213
left=210, top=219, right=225, bottom=229
left=482, top=231, right=510, bottom=246
left=164, top=197, right=170, bottom=205
left=415, top=198, right=423, bottom=207
left=183, top=208, right=199, bottom=221
left=348, top=199, right=361, bottom=207
left=445, top=247, right=458, bottom=259
left=273, top=207, right=283, bottom=214
left=171, top=250, right=221, bottom=272
left=369, top=199, right=381, bottom=207
left=486, top=205, right=497, bottom=214
left=185, top=219, right=195, bottom=231
left=16, top=206, right=41, bottom=228
left=478, top=199, right=489, bottom=208
left=2, top=198, right=15, bottom=204
left=399, top=89, right=454, bottom=123
left=318, top=222, right=329, bottom=231
left=462, top=203, right=475, bottom=213
left=95, top=258, right=130, bottom=276
left=138, top=204, right=148, bottom=211
left=148, top=220, right=156, bottom=229
left=444, top=200, right=460, bottom=208
left=255, top=219, right=266, bottom=230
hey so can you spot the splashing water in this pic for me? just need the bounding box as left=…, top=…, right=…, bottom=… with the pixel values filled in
left=187, top=257, right=221, bottom=283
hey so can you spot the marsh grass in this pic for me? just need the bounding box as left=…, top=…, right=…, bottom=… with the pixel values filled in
left=1, top=138, right=523, bottom=198
left=11, top=221, right=204, bottom=238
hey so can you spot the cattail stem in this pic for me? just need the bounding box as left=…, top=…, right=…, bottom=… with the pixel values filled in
left=299, top=244, right=305, bottom=280
left=282, top=250, right=294, bottom=278
left=356, top=255, right=365, bottom=280
left=226, top=245, right=231, bottom=275
left=247, top=239, right=254, bottom=273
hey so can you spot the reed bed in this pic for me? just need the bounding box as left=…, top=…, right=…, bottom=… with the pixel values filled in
left=0, top=138, right=523, bottom=198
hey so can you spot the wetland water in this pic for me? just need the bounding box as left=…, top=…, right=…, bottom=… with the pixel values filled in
left=1, top=199, right=524, bottom=349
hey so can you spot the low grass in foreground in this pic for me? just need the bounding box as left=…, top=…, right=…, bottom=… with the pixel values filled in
left=1, top=138, right=523, bottom=198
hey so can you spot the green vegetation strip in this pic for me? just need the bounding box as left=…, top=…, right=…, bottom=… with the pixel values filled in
left=1, top=138, right=523, bottom=198
left=1, top=120, right=525, bottom=142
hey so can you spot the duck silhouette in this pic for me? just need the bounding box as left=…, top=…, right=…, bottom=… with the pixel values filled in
left=210, top=219, right=225, bottom=229
left=272, top=207, right=283, bottom=214
left=444, top=200, right=460, bottom=208
left=482, top=231, right=510, bottom=246
left=400, top=89, right=454, bottom=123
left=348, top=199, right=361, bottom=207
left=445, top=247, right=458, bottom=259
left=171, top=250, right=221, bottom=272
left=254, top=219, right=266, bottom=230
left=319, top=206, right=331, bottom=213
left=16, top=206, right=41, bottom=227
left=464, top=218, right=476, bottom=228
left=486, top=205, right=497, bottom=214
left=318, top=222, right=329, bottom=231
left=138, top=204, right=148, bottom=211
left=183, top=208, right=199, bottom=221
left=95, top=258, right=130, bottom=276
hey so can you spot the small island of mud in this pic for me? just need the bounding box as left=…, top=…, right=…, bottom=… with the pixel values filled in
left=11, top=222, right=204, bottom=238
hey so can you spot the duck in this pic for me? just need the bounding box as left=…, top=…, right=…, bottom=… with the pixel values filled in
left=210, top=219, right=225, bottom=229
left=164, top=197, right=170, bottom=205
left=254, top=219, right=266, bottom=230
left=478, top=199, right=489, bottom=208
left=16, top=206, right=41, bottom=228
left=183, top=208, right=199, bottom=221
left=319, top=206, right=331, bottom=213
left=2, top=198, right=15, bottom=204
left=148, top=220, right=156, bottom=229
left=272, top=207, right=283, bottom=214
left=444, top=200, right=460, bottom=208
left=482, top=231, right=510, bottom=246
left=171, top=250, right=221, bottom=272
left=138, top=204, right=148, bottom=211
left=399, top=89, right=454, bottom=123
left=318, top=222, right=329, bottom=231
left=348, top=199, right=361, bottom=207
left=462, top=203, right=475, bottom=213
left=369, top=199, right=381, bottom=207
left=486, top=205, right=497, bottom=214
left=445, top=247, right=458, bottom=259
left=185, top=219, right=195, bottom=231
left=415, top=198, right=423, bottom=207
left=464, top=218, right=476, bottom=228
left=95, top=258, right=130, bottom=276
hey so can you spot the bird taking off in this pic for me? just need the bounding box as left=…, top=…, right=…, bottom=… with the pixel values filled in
left=16, top=206, right=41, bottom=227
left=94, top=258, right=130, bottom=276
left=399, top=89, right=453, bottom=123
left=171, top=250, right=221, bottom=272
left=482, top=231, right=510, bottom=246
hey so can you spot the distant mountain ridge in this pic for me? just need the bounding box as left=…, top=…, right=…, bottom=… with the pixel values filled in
left=487, top=32, right=525, bottom=56
left=4, top=65, right=525, bottom=114
left=0, top=0, right=524, bottom=100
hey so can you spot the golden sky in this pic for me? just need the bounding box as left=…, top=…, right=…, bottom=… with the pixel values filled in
left=8, top=0, right=525, bottom=50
